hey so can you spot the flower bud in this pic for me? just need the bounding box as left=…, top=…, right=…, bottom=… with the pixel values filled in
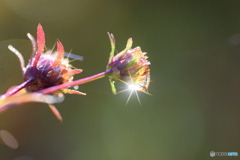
left=106, top=33, right=150, bottom=94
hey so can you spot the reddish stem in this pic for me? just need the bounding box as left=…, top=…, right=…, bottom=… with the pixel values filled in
left=39, top=69, right=112, bottom=94
left=2, top=78, right=34, bottom=98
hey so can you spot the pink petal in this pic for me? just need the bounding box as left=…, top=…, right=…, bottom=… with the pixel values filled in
left=52, top=40, right=64, bottom=68
left=33, top=24, right=45, bottom=67
left=64, top=69, right=83, bottom=78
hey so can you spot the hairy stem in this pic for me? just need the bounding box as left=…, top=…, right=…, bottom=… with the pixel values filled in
left=39, top=69, right=113, bottom=94
left=1, top=78, right=34, bottom=99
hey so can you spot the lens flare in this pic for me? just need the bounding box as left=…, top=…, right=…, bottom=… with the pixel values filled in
left=128, top=84, right=143, bottom=91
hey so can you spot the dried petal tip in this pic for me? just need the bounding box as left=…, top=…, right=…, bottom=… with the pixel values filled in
left=106, top=34, right=151, bottom=94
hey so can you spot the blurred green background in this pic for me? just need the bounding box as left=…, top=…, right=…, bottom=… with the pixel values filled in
left=0, top=0, right=240, bottom=159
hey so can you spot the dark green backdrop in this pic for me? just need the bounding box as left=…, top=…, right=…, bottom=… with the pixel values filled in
left=0, top=0, right=239, bottom=160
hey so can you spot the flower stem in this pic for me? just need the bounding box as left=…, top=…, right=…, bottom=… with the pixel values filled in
left=1, top=78, right=34, bottom=99
left=39, top=69, right=113, bottom=94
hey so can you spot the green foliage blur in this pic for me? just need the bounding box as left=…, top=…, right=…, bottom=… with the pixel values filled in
left=0, top=0, right=240, bottom=159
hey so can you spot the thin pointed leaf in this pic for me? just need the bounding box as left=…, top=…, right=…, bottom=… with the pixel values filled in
left=37, top=24, right=45, bottom=54
left=109, top=79, right=117, bottom=95
left=63, top=89, right=86, bottom=95
left=121, top=38, right=133, bottom=54
left=52, top=40, right=64, bottom=68
left=33, top=24, right=45, bottom=67
left=27, top=33, right=37, bottom=61
left=48, top=104, right=63, bottom=122
left=8, top=45, right=25, bottom=73
left=64, top=69, right=83, bottom=78
left=107, top=32, right=115, bottom=63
